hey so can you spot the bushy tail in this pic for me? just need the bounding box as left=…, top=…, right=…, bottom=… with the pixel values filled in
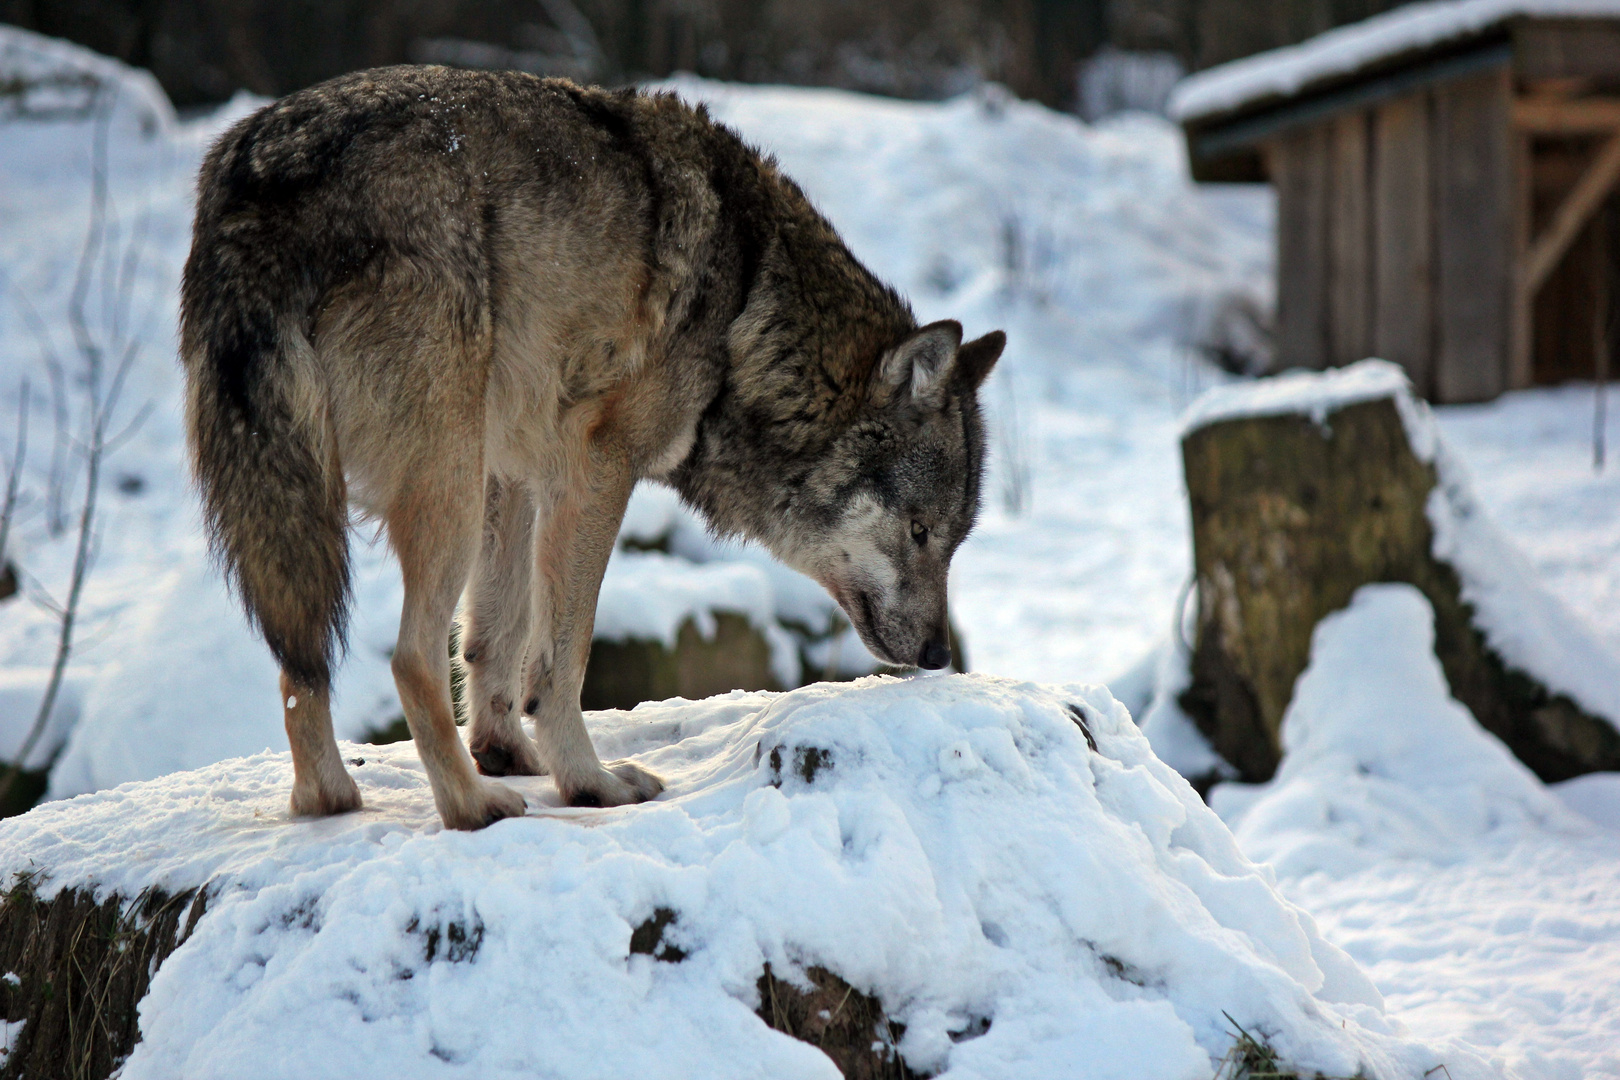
left=180, top=230, right=350, bottom=693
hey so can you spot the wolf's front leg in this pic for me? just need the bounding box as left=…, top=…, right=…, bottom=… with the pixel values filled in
left=522, top=457, right=664, bottom=807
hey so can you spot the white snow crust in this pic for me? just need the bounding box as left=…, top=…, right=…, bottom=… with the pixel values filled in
left=0, top=675, right=1496, bottom=1080
left=1212, top=584, right=1620, bottom=1078
left=1179, top=358, right=1436, bottom=460
left=1170, top=0, right=1620, bottom=124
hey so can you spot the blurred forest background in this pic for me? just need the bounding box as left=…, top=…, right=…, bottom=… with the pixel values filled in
left=2, top=0, right=1419, bottom=114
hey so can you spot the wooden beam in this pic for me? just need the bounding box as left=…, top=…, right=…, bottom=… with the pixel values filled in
left=1510, top=131, right=1534, bottom=389
left=1512, top=97, right=1620, bottom=133
left=1524, top=133, right=1620, bottom=294
left=1435, top=69, right=1513, bottom=403
left=1373, top=93, right=1434, bottom=395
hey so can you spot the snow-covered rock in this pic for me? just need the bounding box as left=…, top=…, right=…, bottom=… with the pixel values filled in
left=1, top=676, right=1494, bottom=1079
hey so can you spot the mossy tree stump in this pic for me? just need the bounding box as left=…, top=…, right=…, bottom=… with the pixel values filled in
left=1180, top=395, right=1620, bottom=783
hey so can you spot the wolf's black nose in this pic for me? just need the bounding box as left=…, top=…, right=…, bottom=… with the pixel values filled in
left=919, top=640, right=951, bottom=670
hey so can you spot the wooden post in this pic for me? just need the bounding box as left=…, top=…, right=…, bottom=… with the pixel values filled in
left=1329, top=111, right=1372, bottom=367
left=1596, top=207, right=1611, bottom=469
left=1373, top=93, right=1435, bottom=396
left=1510, top=129, right=1535, bottom=389
left=1434, top=68, right=1514, bottom=403
left=1522, top=132, right=1620, bottom=294
left=1272, top=126, right=1332, bottom=370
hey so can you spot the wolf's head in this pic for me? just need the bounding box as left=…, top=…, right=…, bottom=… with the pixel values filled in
left=777, top=320, right=1004, bottom=670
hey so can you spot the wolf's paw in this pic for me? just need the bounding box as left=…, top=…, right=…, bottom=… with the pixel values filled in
left=562, top=761, right=664, bottom=808
left=440, top=778, right=528, bottom=831
left=289, top=773, right=362, bottom=818
left=469, top=734, right=547, bottom=778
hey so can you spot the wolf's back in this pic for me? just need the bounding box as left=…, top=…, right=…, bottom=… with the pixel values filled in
left=180, top=109, right=350, bottom=692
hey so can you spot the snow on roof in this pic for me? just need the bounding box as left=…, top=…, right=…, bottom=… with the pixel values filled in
left=1169, top=0, right=1620, bottom=124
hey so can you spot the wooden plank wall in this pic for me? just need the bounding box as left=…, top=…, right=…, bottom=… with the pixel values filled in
left=1265, top=68, right=1513, bottom=402
left=1372, top=94, right=1434, bottom=397
left=1328, top=111, right=1372, bottom=367
left=1271, top=125, right=1331, bottom=370
left=1434, top=67, right=1514, bottom=402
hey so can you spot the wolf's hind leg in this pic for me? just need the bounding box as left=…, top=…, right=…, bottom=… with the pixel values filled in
left=282, top=672, right=362, bottom=817
left=464, top=476, right=546, bottom=777
left=390, top=462, right=528, bottom=831
left=523, top=456, right=663, bottom=807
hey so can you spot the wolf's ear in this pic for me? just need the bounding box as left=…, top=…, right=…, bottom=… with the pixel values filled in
left=878, top=320, right=962, bottom=409
left=956, top=330, right=1005, bottom=391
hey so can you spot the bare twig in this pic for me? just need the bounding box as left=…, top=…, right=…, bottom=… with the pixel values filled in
left=0, top=392, right=102, bottom=799
left=0, top=378, right=27, bottom=565
left=9, top=290, right=73, bottom=537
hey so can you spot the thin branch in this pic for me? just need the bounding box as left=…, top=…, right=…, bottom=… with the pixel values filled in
left=44, top=346, right=71, bottom=537
left=0, top=378, right=28, bottom=564
left=66, top=86, right=112, bottom=390
left=112, top=210, right=149, bottom=352
left=9, top=290, right=73, bottom=536
left=0, top=392, right=101, bottom=802
left=103, top=400, right=153, bottom=457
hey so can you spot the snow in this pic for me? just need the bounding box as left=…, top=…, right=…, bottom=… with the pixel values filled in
left=1428, top=449, right=1620, bottom=726
left=1180, top=357, right=1435, bottom=460
left=5, top=26, right=1620, bottom=1080
left=0, top=675, right=1498, bottom=1079
left=1169, top=0, right=1620, bottom=125
left=1211, top=584, right=1620, bottom=1079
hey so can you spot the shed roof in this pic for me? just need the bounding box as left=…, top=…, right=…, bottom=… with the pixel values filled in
left=1169, top=0, right=1620, bottom=126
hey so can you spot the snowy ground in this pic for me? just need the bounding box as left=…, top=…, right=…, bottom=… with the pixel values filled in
left=1213, top=585, right=1620, bottom=1080
left=0, top=675, right=1500, bottom=1080
left=3, top=27, right=1620, bottom=1080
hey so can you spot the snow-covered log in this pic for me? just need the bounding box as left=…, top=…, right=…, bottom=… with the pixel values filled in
left=0, top=676, right=1492, bottom=1079
left=1179, top=360, right=1620, bottom=782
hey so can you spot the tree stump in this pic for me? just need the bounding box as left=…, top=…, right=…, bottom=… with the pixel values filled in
left=1180, top=392, right=1620, bottom=783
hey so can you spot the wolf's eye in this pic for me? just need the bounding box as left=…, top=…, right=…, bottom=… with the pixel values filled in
left=910, top=520, right=928, bottom=546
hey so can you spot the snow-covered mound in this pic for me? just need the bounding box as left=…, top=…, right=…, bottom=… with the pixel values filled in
left=1, top=676, right=1494, bottom=1079
left=1211, top=585, right=1620, bottom=1077
left=0, top=22, right=173, bottom=132
left=1212, top=584, right=1592, bottom=874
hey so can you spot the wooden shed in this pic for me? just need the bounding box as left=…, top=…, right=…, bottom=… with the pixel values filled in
left=1170, top=0, right=1620, bottom=403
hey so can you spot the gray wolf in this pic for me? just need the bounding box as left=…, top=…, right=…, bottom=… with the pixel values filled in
left=181, top=66, right=1004, bottom=830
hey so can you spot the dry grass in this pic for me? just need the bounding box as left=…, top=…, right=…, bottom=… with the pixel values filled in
left=1212, top=1012, right=1368, bottom=1080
